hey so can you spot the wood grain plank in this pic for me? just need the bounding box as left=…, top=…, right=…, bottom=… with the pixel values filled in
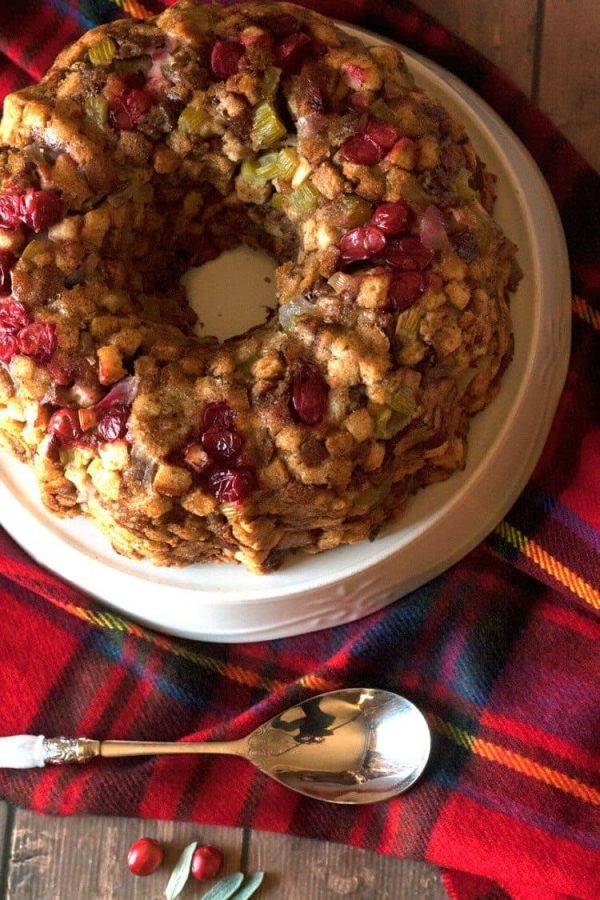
left=537, top=0, right=600, bottom=169
left=246, top=830, right=446, bottom=899
left=0, top=802, right=12, bottom=900
left=7, top=809, right=243, bottom=899
left=414, top=0, right=538, bottom=97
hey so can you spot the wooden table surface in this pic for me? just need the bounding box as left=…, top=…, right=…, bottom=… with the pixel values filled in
left=1, top=2, right=598, bottom=898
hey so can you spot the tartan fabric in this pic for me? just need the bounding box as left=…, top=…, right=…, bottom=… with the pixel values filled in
left=0, top=2, right=599, bottom=898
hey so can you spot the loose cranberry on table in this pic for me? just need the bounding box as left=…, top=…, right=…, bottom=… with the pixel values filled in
left=339, top=225, right=386, bottom=264
left=191, top=845, right=224, bottom=882
left=127, top=837, right=164, bottom=877
left=210, top=39, right=245, bottom=80
left=291, top=365, right=329, bottom=426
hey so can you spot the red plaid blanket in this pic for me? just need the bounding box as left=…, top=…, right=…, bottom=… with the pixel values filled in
left=0, top=3, right=598, bottom=898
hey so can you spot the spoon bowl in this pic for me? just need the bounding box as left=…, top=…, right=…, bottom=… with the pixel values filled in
left=0, top=688, right=431, bottom=804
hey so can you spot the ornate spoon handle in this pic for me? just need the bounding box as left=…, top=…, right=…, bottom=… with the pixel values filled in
left=0, top=735, right=245, bottom=768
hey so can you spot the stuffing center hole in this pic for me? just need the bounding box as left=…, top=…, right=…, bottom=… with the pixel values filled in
left=182, top=244, right=278, bottom=342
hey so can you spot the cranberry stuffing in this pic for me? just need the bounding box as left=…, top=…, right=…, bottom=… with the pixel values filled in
left=388, top=271, right=426, bottom=310
left=48, top=408, right=82, bottom=444
left=201, top=425, right=244, bottom=462
left=275, top=31, right=313, bottom=71
left=339, top=225, right=386, bottom=264
left=0, top=299, right=29, bottom=332
left=20, top=189, right=63, bottom=232
left=291, top=364, right=329, bottom=426
left=384, top=236, right=434, bottom=271
left=191, top=845, right=224, bottom=882
left=17, top=322, right=57, bottom=362
left=207, top=465, right=257, bottom=503
left=97, top=404, right=129, bottom=442
left=341, top=134, right=383, bottom=166
left=365, top=117, right=398, bottom=150
left=127, top=837, right=163, bottom=877
left=210, top=40, right=245, bottom=80
left=203, top=400, right=235, bottom=429
left=267, top=14, right=301, bottom=36
left=370, top=200, right=410, bottom=236
left=109, top=88, right=153, bottom=130
left=0, top=192, right=22, bottom=230
left=0, top=250, right=15, bottom=294
left=0, top=330, right=17, bottom=363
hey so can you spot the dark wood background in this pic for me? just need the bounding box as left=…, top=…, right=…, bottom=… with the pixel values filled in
left=1, top=1, right=598, bottom=896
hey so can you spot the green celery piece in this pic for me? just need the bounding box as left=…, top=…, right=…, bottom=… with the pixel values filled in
left=88, top=36, right=116, bottom=66
left=290, top=180, right=320, bottom=214
left=395, top=307, right=422, bottom=342
left=240, top=159, right=269, bottom=186
left=389, top=384, right=416, bottom=417
left=255, top=151, right=281, bottom=180
left=252, top=101, right=287, bottom=149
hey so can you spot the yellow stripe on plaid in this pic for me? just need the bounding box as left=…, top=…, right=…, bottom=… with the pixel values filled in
left=112, top=0, right=153, bottom=18
left=430, top=715, right=600, bottom=806
left=494, top=520, right=600, bottom=611
left=573, top=295, right=600, bottom=331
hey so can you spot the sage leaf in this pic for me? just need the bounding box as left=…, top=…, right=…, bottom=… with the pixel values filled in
left=164, top=841, right=197, bottom=900
left=231, top=871, right=265, bottom=899
left=201, top=872, right=245, bottom=900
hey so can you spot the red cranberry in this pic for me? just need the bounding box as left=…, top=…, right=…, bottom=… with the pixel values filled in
left=0, top=329, right=17, bottom=363
left=48, top=408, right=82, bottom=444
left=97, top=404, right=129, bottom=442
left=388, top=271, right=426, bottom=310
left=0, top=300, right=29, bottom=332
left=207, top=465, right=257, bottom=503
left=127, top=837, right=163, bottom=877
left=275, top=31, right=313, bottom=71
left=0, top=250, right=15, bottom=294
left=370, top=200, right=410, bottom=236
left=109, top=88, right=153, bottom=130
left=210, top=40, right=244, bottom=80
left=17, top=322, right=57, bottom=362
left=384, top=237, right=434, bottom=271
left=341, top=135, right=383, bottom=166
left=291, top=365, right=329, bottom=426
left=203, top=401, right=235, bottom=429
left=365, top=117, right=398, bottom=150
left=0, top=192, right=22, bottom=230
left=342, top=63, right=367, bottom=89
left=191, top=846, right=223, bottom=882
left=339, top=225, right=386, bottom=264
left=20, top=189, right=63, bottom=232
left=201, top=425, right=244, bottom=462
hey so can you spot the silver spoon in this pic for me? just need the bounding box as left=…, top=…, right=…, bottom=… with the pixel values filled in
left=0, top=688, right=430, bottom=804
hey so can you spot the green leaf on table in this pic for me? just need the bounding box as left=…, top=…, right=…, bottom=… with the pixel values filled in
left=164, top=841, right=197, bottom=900
left=231, top=871, right=265, bottom=899
left=201, top=872, right=245, bottom=900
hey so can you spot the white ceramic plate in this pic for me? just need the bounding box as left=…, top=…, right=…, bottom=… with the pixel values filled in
left=0, top=26, right=571, bottom=642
